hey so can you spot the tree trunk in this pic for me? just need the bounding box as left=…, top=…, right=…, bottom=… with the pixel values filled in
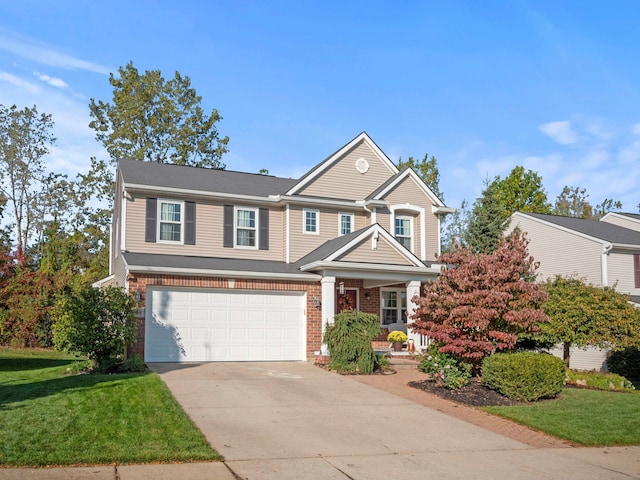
left=563, top=343, right=571, bottom=368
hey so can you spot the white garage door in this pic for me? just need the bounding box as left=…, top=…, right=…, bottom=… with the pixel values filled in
left=145, top=287, right=306, bottom=362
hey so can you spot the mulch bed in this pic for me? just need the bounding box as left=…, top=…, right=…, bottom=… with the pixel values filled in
left=408, top=377, right=522, bottom=407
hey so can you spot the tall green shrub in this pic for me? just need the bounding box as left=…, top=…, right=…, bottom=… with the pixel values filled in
left=323, top=311, right=381, bottom=374
left=52, top=285, right=138, bottom=371
left=482, top=352, right=566, bottom=401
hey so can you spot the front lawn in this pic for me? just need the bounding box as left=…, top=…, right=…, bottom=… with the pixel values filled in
left=484, top=387, right=640, bottom=446
left=0, top=348, right=221, bottom=466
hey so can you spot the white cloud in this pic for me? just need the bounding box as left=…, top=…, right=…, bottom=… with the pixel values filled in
left=0, top=29, right=111, bottom=74
left=631, top=123, right=640, bottom=136
left=35, top=73, right=68, bottom=88
left=0, top=71, right=40, bottom=93
left=538, top=120, right=579, bottom=145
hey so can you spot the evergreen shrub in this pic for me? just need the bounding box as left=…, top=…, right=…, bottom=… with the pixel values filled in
left=481, top=352, right=566, bottom=401
left=323, top=311, right=381, bottom=374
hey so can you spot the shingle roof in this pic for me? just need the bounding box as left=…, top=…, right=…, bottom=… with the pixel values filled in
left=521, top=213, right=640, bottom=246
left=124, top=252, right=314, bottom=276
left=618, top=212, right=640, bottom=221
left=119, top=159, right=298, bottom=197
left=295, top=227, right=369, bottom=266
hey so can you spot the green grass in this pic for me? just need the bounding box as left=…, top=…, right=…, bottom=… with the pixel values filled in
left=0, top=348, right=221, bottom=466
left=484, top=387, right=640, bottom=446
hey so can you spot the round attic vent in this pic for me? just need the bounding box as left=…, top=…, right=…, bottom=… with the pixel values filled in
left=355, top=158, right=369, bottom=174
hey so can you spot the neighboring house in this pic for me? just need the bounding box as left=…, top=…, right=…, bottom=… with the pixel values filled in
left=507, top=211, right=640, bottom=370
left=104, top=132, right=453, bottom=362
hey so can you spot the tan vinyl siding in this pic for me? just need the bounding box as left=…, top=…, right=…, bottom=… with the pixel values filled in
left=298, top=140, right=395, bottom=199
left=125, top=193, right=285, bottom=261
left=379, top=177, right=440, bottom=261
left=507, top=215, right=603, bottom=285
left=338, top=238, right=414, bottom=265
left=607, top=250, right=640, bottom=296
left=600, top=215, right=640, bottom=232
left=113, top=254, right=127, bottom=288
left=288, top=205, right=368, bottom=262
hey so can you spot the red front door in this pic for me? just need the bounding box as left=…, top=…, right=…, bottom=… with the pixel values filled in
left=335, top=288, right=358, bottom=313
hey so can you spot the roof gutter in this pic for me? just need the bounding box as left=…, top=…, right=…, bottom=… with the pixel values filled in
left=126, top=264, right=321, bottom=281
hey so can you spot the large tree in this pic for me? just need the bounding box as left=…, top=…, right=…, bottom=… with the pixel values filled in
left=441, top=199, right=470, bottom=253
left=491, top=166, right=551, bottom=219
left=410, top=230, right=549, bottom=368
left=89, top=61, right=229, bottom=168
left=0, top=104, right=56, bottom=261
left=528, top=276, right=640, bottom=366
left=553, top=186, right=622, bottom=219
left=397, top=153, right=444, bottom=200
left=465, top=180, right=508, bottom=254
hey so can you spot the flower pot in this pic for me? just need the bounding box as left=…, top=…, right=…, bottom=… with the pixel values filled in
left=392, top=342, right=403, bottom=352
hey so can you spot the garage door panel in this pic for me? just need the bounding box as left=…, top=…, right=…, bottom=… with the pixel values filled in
left=145, top=287, right=306, bottom=362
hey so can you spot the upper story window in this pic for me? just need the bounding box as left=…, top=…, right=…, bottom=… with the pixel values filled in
left=235, top=207, right=257, bottom=248
left=394, top=215, right=412, bottom=250
left=145, top=197, right=195, bottom=245
left=339, top=212, right=354, bottom=236
left=158, top=200, right=184, bottom=243
left=223, top=205, right=269, bottom=250
left=304, top=209, right=319, bottom=234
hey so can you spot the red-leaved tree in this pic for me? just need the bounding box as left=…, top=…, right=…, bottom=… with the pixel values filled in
left=409, top=230, right=549, bottom=368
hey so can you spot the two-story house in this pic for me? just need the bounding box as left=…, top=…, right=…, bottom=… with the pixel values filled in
left=507, top=211, right=640, bottom=370
left=105, top=132, right=453, bottom=363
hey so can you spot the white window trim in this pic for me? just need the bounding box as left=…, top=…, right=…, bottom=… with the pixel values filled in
left=234, top=205, right=259, bottom=249
left=338, top=212, right=354, bottom=236
left=389, top=204, right=426, bottom=260
left=303, top=208, right=320, bottom=235
left=380, top=288, right=407, bottom=326
left=157, top=199, right=184, bottom=244
left=394, top=215, right=413, bottom=252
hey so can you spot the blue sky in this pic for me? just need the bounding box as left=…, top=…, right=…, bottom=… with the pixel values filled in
left=1, top=1, right=639, bottom=212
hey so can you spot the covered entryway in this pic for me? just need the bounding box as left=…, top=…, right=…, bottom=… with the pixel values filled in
left=145, top=287, right=306, bottom=362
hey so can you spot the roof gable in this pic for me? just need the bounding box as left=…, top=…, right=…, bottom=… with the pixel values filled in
left=286, top=132, right=398, bottom=199
left=368, top=167, right=446, bottom=207
left=296, top=224, right=424, bottom=269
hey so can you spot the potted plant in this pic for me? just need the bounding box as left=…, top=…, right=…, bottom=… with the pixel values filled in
left=387, top=331, right=407, bottom=351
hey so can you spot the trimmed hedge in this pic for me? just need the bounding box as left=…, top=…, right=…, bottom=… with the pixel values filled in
left=481, top=352, right=566, bottom=401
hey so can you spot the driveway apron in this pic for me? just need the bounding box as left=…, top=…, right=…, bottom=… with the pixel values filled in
left=151, top=362, right=640, bottom=480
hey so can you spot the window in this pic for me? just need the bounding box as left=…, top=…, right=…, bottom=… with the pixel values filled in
left=304, top=209, right=319, bottom=234
left=339, top=212, right=354, bottom=236
left=236, top=207, right=257, bottom=248
left=158, top=200, right=183, bottom=242
left=381, top=289, right=407, bottom=325
left=394, top=215, right=412, bottom=250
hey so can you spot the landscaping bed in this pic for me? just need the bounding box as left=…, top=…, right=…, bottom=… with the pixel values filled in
left=409, top=377, right=521, bottom=407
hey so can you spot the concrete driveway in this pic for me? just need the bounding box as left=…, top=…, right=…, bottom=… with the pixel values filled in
left=151, top=362, right=640, bottom=480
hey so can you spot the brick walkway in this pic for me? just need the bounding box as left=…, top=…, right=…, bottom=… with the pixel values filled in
left=350, top=364, right=576, bottom=449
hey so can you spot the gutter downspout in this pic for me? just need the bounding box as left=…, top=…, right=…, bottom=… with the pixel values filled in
left=602, top=243, right=613, bottom=287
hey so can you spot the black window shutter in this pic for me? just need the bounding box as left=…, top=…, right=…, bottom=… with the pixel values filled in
left=259, top=208, right=269, bottom=250
left=184, top=201, right=196, bottom=245
left=223, top=205, right=234, bottom=248
left=145, top=198, right=157, bottom=243
left=634, top=254, right=640, bottom=288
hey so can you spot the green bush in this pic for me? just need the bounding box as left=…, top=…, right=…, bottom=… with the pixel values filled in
left=419, top=347, right=471, bottom=389
left=323, top=311, right=381, bottom=374
left=52, top=285, right=138, bottom=372
left=566, top=370, right=635, bottom=391
left=607, top=347, right=640, bottom=380
left=481, top=352, right=566, bottom=401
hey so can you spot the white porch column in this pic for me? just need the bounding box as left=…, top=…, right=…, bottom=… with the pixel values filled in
left=320, top=276, right=336, bottom=355
left=406, top=280, right=423, bottom=350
